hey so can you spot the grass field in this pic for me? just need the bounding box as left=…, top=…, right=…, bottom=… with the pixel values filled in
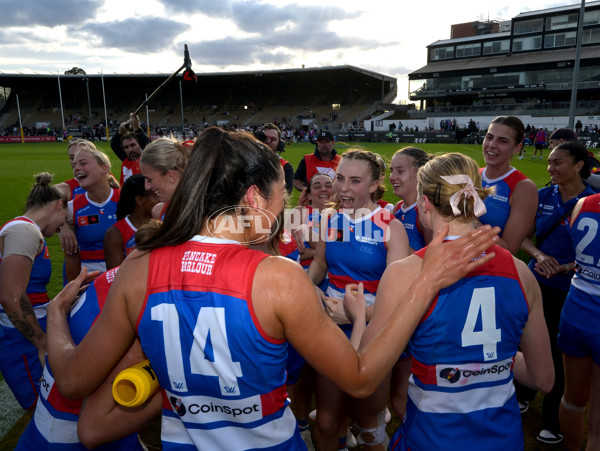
left=0, top=139, right=564, bottom=449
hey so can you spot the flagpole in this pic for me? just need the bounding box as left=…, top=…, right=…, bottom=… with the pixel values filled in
left=101, top=71, right=109, bottom=141
left=16, top=94, right=24, bottom=144
left=145, top=93, right=150, bottom=136
left=57, top=71, right=65, bottom=133
left=179, top=79, right=185, bottom=139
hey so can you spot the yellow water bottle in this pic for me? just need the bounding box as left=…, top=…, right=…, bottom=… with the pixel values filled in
left=112, top=359, right=159, bottom=407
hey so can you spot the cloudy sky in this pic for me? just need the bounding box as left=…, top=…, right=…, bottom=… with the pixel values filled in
left=0, top=0, right=583, bottom=101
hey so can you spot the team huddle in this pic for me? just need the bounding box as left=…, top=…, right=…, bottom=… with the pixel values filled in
left=0, top=114, right=598, bottom=451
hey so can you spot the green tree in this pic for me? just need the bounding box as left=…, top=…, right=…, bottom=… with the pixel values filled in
left=64, top=67, right=86, bottom=75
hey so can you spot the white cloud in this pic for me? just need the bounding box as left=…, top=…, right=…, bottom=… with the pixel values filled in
left=0, top=0, right=584, bottom=101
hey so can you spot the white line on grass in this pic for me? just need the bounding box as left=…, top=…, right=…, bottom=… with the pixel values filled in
left=0, top=380, right=24, bottom=440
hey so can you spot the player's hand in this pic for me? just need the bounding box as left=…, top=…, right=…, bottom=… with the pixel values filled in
left=118, top=122, right=129, bottom=135
left=323, top=296, right=351, bottom=324
left=50, top=268, right=100, bottom=315
left=420, top=224, right=499, bottom=291
left=59, top=224, right=78, bottom=255
left=343, top=282, right=366, bottom=324
left=534, top=253, right=560, bottom=279
left=129, top=113, right=141, bottom=131
left=292, top=225, right=308, bottom=254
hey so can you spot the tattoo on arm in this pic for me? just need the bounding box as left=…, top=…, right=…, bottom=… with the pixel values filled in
left=7, top=293, right=45, bottom=346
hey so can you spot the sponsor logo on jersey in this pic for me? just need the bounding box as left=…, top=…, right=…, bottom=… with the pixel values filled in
left=170, top=396, right=187, bottom=416
left=181, top=250, right=217, bottom=275
left=439, top=367, right=461, bottom=383
left=328, top=228, right=345, bottom=242
left=436, top=358, right=513, bottom=386
left=77, top=214, right=99, bottom=226
left=167, top=393, right=266, bottom=424
left=355, top=235, right=379, bottom=245
left=577, top=263, right=600, bottom=280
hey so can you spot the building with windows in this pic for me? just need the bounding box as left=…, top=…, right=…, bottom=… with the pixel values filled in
left=408, top=1, right=600, bottom=117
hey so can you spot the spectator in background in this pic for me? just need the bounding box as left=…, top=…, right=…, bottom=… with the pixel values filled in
left=110, top=113, right=151, bottom=185
left=533, top=128, right=548, bottom=159
left=294, top=130, right=340, bottom=191
left=261, top=123, right=294, bottom=195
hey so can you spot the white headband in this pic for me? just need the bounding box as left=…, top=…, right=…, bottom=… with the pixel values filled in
left=439, top=174, right=487, bottom=218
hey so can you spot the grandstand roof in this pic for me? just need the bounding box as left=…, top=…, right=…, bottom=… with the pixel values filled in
left=514, top=0, right=600, bottom=19
left=0, top=65, right=394, bottom=84
left=409, top=46, right=600, bottom=78
left=0, top=65, right=396, bottom=110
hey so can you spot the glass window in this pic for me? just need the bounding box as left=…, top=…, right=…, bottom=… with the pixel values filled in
left=482, top=40, right=510, bottom=55
left=546, top=13, right=579, bottom=30
left=544, top=31, right=577, bottom=48
left=429, top=46, right=454, bottom=61
left=456, top=43, right=481, bottom=58
left=513, top=18, right=543, bottom=35
left=584, top=10, right=600, bottom=25
left=512, top=36, right=542, bottom=51
left=582, top=27, right=600, bottom=44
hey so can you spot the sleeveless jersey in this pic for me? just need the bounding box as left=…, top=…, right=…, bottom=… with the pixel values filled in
left=305, top=153, right=340, bottom=183
left=278, top=229, right=300, bottom=262
left=324, top=207, right=393, bottom=305
left=137, top=236, right=304, bottom=451
left=16, top=267, right=140, bottom=450
left=563, top=193, right=600, bottom=333
left=120, top=159, right=141, bottom=186
left=64, top=178, right=85, bottom=199
left=376, top=199, right=394, bottom=213
left=479, top=167, right=528, bottom=232
left=113, top=216, right=137, bottom=256
left=535, top=130, right=547, bottom=144
left=0, top=217, right=51, bottom=307
left=528, top=184, right=596, bottom=291
left=71, top=189, right=120, bottom=270
left=390, top=243, right=529, bottom=450
left=393, top=200, right=425, bottom=251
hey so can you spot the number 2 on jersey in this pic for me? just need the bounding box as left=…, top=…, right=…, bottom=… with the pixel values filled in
left=575, top=217, right=599, bottom=265
left=461, top=287, right=501, bottom=361
left=152, top=305, right=243, bottom=396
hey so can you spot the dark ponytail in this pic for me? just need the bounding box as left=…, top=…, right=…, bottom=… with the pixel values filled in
left=137, top=127, right=281, bottom=250
left=116, top=174, right=147, bottom=220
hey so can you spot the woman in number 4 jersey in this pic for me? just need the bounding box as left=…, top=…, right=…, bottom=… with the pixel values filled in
left=360, top=153, right=554, bottom=450
left=45, top=128, right=501, bottom=451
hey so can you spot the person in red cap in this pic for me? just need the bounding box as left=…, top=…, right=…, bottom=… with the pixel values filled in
left=294, top=130, right=341, bottom=191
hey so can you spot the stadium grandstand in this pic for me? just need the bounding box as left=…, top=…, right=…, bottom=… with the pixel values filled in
left=0, top=65, right=396, bottom=142
left=392, top=0, right=600, bottom=143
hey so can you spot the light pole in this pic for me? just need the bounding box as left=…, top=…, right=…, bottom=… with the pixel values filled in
left=84, top=77, right=93, bottom=134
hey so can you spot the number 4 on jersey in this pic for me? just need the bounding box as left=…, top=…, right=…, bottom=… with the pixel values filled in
left=191, top=307, right=243, bottom=396
left=461, top=287, right=501, bottom=361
